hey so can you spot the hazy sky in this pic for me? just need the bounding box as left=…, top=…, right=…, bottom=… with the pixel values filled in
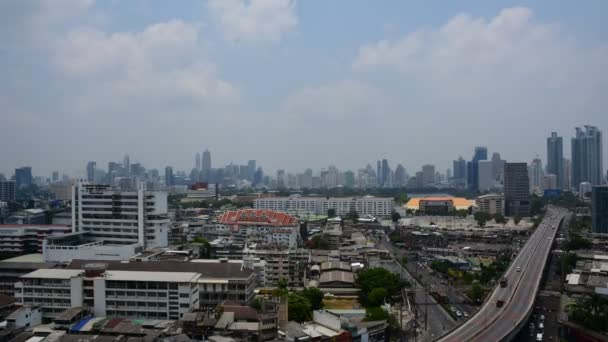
left=1, top=0, right=608, bottom=178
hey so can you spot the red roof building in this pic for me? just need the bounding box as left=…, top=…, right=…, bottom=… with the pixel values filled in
left=218, top=209, right=298, bottom=227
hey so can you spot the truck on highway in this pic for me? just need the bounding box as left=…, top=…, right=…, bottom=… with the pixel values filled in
left=500, top=278, right=508, bottom=288
left=496, top=300, right=505, bottom=308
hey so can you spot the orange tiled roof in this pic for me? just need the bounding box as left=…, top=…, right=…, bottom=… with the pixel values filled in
left=218, top=209, right=298, bottom=227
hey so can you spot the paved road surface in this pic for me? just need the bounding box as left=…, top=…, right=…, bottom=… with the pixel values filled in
left=439, top=206, right=567, bottom=342
left=375, top=240, right=456, bottom=340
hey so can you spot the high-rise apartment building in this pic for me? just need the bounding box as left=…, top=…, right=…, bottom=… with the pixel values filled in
left=164, top=166, right=174, bottom=186
left=592, top=186, right=608, bottom=233
left=381, top=159, right=390, bottom=186
left=202, top=149, right=212, bottom=173
left=504, top=163, right=531, bottom=217
left=467, top=147, right=488, bottom=191
left=547, top=132, right=564, bottom=189
left=453, top=157, right=467, bottom=180
left=572, top=126, right=603, bottom=188
left=491, top=152, right=505, bottom=181
left=15, top=167, right=33, bottom=189
left=86, top=161, right=96, bottom=182
left=71, top=182, right=169, bottom=248
left=247, top=160, right=256, bottom=182
left=563, top=158, right=572, bottom=191
left=0, top=181, right=16, bottom=202
left=528, top=158, right=544, bottom=194
left=195, top=152, right=201, bottom=171
left=421, top=164, right=435, bottom=186
left=477, top=160, right=494, bottom=192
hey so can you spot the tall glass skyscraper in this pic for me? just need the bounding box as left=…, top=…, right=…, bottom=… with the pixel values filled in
left=467, top=146, right=488, bottom=191
left=571, top=126, right=603, bottom=188
left=546, top=132, right=564, bottom=189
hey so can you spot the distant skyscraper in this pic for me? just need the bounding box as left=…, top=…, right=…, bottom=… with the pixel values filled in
left=453, top=157, right=467, bottom=180
left=86, top=161, right=96, bottom=182
left=446, top=168, right=451, bottom=181
left=546, top=132, right=564, bottom=189
left=376, top=161, right=382, bottom=186
left=247, top=160, right=256, bottom=182
left=123, top=154, right=130, bottom=174
left=381, top=159, right=390, bottom=186
left=15, top=167, right=33, bottom=189
left=491, top=152, right=505, bottom=181
left=592, top=186, right=608, bottom=233
left=0, top=181, right=16, bottom=202
left=195, top=153, right=201, bottom=171
left=528, top=158, right=544, bottom=194
left=395, top=164, right=406, bottom=186
left=478, top=160, right=494, bottom=192
left=254, top=167, right=264, bottom=187
left=165, top=166, right=174, bottom=186
left=504, top=162, right=531, bottom=217
left=572, top=126, right=603, bottom=188
left=277, top=170, right=286, bottom=188
left=563, top=158, right=572, bottom=191
left=202, top=149, right=212, bottom=171
left=52, top=171, right=59, bottom=183
left=467, top=147, right=488, bottom=191
left=421, top=164, right=435, bottom=186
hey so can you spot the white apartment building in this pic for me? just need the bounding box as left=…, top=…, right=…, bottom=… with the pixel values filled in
left=15, top=266, right=200, bottom=320
left=218, top=209, right=300, bottom=248
left=475, top=194, right=505, bottom=216
left=72, top=182, right=169, bottom=248
left=0, top=225, right=71, bottom=255
left=253, top=195, right=394, bottom=217
left=243, top=245, right=310, bottom=287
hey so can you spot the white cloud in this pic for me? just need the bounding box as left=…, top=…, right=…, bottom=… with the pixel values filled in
left=282, top=80, right=387, bottom=123
left=207, top=0, right=297, bottom=44
left=53, top=20, right=237, bottom=112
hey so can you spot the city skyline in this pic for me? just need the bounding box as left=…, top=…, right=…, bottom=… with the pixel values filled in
left=1, top=1, right=608, bottom=177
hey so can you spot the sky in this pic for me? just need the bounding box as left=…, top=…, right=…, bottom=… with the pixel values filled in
left=1, top=0, right=608, bottom=178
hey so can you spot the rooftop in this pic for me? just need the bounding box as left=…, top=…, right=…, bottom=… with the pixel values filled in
left=0, top=254, right=45, bottom=263
left=319, top=271, right=354, bottom=285
left=105, top=270, right=200, bottom=283
left=218, top=209, right=297, bottom=227
left=21, top=269, right=84, bottom=279
left=405, top=197, right=474, bottom=210
left=67, top=260, right=254, bottom=280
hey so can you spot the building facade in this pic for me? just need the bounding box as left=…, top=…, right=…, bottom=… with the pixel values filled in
left=253, top=196, right=394, bottom=217
left=547, top=132, right=564, bottom=189
left=467, top=147, right=488, bottom=191
left=475, top=194, right=505, bottom=216
left=71, top=182, right=169, bottom=248
left=504, top=163, right=531, bottom=217
left=0, top=181, right=16, bottom=202
left=572, top=126, right=603, bottom=188
left=217, top=209, right=299, bottom=248
left=0, top=224, right=71, bottom=255
left=592, top=186, right=608, bottom=234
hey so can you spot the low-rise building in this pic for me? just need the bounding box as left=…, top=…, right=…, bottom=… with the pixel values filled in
left=254, top=195, right=394, bottom=217
left=243, top=245, right=310, bottom=287
left=0, top=225, right=71, bottom=256
left=475, top=194, right=505, bottom=216
left=218, top=209, right=299, bottom=248
left=43, top=233, right=142, bottom=263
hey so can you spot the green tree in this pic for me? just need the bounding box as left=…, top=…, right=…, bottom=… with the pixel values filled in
left=467, top=284, right=485, bottom=303
left=566, top=234, right=592, bottom=251
left=346, top=210, right=359, bottom=223
left=356, top=268, right=407, bottom=306
left=368, top=288, right=389, bottom=306
left=474, top=212, right=491, bottom=228
left=391, top=211, right=402, bottom=223
left=301, top=287, right=324, bottom=311
left=250, top=297, right=261, bottom=311
left=272, top=278, right=289, bottom=299
left=327, top=208, right=336, bottom=218
left=455, top=209, right=469, bottom=218
left=364, top=307, right=389, bottom=321
left=513, top=215, right=521, bottom=225
left=288, top=293, right=312, bottom=322
left=494, top=214, right=506, bottom=225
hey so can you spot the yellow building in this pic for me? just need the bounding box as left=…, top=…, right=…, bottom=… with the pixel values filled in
left=404, top=196, right=474, bottom=213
